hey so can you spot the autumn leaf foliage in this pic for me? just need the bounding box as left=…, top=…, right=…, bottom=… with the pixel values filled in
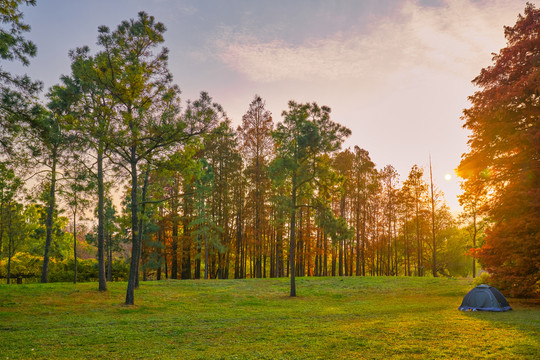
left=458, top=3, right=540, bottom=297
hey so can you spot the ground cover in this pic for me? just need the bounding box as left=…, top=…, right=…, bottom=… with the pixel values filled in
left=0, top=276, right=538, bottom=359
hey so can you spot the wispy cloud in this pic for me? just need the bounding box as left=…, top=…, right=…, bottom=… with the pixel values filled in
left=214, top=0, right=525, bottom=83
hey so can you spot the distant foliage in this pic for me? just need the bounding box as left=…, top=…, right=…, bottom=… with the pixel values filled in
left=1, top=254, right=130, bottom=283
left=0, top=8, right=488, bottom=295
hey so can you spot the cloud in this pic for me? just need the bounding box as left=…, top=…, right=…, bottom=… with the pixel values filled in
left=214, top=0, right=526, bottom=83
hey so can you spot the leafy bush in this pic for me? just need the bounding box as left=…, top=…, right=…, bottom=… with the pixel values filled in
left=1, top=254, right=130, bottom=283
left=0, top=252, right=42, bottom=279
left=472, top=272, right=491, bottom=286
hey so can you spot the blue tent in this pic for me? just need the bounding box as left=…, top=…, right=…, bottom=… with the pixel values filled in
left=458, top=284, right=512, bottom=312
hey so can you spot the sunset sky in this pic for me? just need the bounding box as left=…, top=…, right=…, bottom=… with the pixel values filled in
left=7, top=0, right=531, bottom=211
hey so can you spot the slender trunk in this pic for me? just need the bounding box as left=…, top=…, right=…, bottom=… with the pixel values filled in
left=270, top=225, right=275, bottom=278
left=7, top=236, right=12, bottom=284
left=415, top=191, right=422, bottom=277
left=6, top=203, right=12, bottom=284
left=323, top=231, right=328, bottom=276
left=204, top=233, right=208, bottom=280
left=404, top=211, right=411, bottom=276
left=276, top=223, right=283, bottom=277
left=125, top=147, right=139, bottom=305
left=171, top=175, right=179, bottom=279
left=181, top=183, right=192, bottom=279
left=73, top=207, right=77, bottom=284
left=194, top=238, right=201, bottom=279
left=349, top=243, right=354, bottom=276
left=97, top=149, right=107, bottom=291
left=235, top=204, right=242, bottom=279
left=171, top=215, right=179, bottom=279
left=355, top=197, right=360, bottom=276
left=472, top=209, right=477, bottom=278
left=339, top=195, right=345, bottom=276
left=296, top=206, right=303, bottom=276
left=107, top=234, right=112, bottom=282
left=289, top=175, right=297, bottom=297
left=41, top=154, right=57, bottom=283
left=314, top=228, right=319, bottom=276
left=0, top=198, right=4, bottom=267
left=306, top=206, right=311, bottom=276
left=361, top=202, right=367, bottom=276
left=393, top=220, right=398, bottom=276
left=332, top=248, right=336, bottom=276
left=135, top=167, right=150, bottom=288
left=430, top=157, right=437, bottom=277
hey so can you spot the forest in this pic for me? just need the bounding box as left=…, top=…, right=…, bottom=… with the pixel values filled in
left=0, top=1, right=538, bottom=306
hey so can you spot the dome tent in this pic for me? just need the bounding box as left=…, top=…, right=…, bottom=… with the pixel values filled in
left=458, top=284, right=512, bottom=312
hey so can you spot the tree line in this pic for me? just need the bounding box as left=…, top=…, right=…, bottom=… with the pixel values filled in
left=0, top=10, right=474, bottom=304
left=3, top=3, right=536, bottom=302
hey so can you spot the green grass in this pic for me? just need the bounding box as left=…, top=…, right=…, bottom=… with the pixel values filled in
left=1, top=277, right=539, bottom=359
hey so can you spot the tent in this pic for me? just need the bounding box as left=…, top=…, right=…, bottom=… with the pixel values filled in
left=458, top=284, right=512, bottom=312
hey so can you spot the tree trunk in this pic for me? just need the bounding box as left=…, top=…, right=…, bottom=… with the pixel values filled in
left=181, top=184, right=192, bottom=280
left=204, top=232, right=209, bottom=280
left=323, top=231, right=328, bottom=276
left=135, top=167, right=150, bottom=288
left=0, top=200, right=4, bottom=270
left=430, top=157, right=437, bottom=277
left=73, top=208, right=77, bottom=284
left=235, top=204, right=242, bottom=279
left=97, top=149, right=107, bottom=291
left=41, top=154, right=57, bottom=283
left=415, top=192, right=422, bottom=277
left=194, top=239, right=201, bottom=279
left=6, top=203, right=12, bottom=284
left=107, top=234, right=112, bottom=282
left=361, top=202, right=367, bottom=276
left=125, top=148, right=139, bottom=305
left=472, top=212, right=477, bottom=278
left=289, top=176, right=297, bottom=297
left=171, top=175, right=179, bottom=279
left=171, top=215, right=179, bottom=279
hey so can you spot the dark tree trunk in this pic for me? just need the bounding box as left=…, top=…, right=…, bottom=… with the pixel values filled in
left=235, top=204, right=242, bottom=279
left=125, top=147, right=139, bottom=305
left=430, top=158, right=437, bottom=277
left=135, top=168, right=150, bottom=288
left=332, top=249, right=336, bottom=276
left=73, top=208, right=77, bottom=284
left=204, top=233, right=208, bottom=280
left=415, top=191, right=422, bottom=277
left=107, top=234, right=112, bottom=282
left=323, top=232, right=328, bottom=276
left=171, top=217, right=179, bottom=279
left=0, top=201, right=4, bottom=272
left=194, top=240, right=201, bottom=279
left=472, top=212, right=477, bottom=278
left=6, top=204, right=12, bottom=284
left=41, top=154, right=57, bottom=283
left=289, top=176, right=297, bottom=297
left=339, top=195, right=345, bottom=276
left=181, top=185, right=192, bottom=280
left=171, top=176, right=179, bottom=279
left=97, top=149, right=107, bottom=291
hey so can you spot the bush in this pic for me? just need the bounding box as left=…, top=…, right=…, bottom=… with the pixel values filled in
left=1, top=254, right=131, bottom=283
left=0, top=252, right=42, bottom=280
left=472, top=272, right=491, bottom=286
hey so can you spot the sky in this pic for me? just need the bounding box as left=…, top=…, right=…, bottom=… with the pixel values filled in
left=5, top=0, right=532, bottom=212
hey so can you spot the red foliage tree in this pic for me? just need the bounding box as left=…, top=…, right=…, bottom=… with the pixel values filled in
left=457, top=3, right=540, bottom=297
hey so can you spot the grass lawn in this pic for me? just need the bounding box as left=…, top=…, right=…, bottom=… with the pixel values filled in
left=0, top=276, right=539, bottom=359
